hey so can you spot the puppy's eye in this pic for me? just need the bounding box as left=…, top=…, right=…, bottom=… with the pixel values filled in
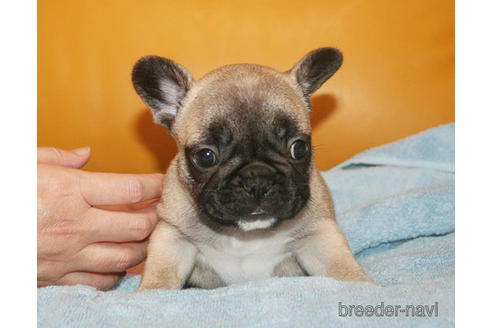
left=193, top=148, right=217, bottom=168
left=289, top=140, right=309, bottom=160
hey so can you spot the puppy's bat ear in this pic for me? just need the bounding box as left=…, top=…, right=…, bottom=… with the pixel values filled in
left=132, top=56, right=193, bottom=130
left=288, top=47, right=343, bottom=101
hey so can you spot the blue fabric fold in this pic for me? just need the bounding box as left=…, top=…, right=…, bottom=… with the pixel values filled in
left=333, top=123, right=454, bottom=172
left=38, top=123, right=455, bottom=327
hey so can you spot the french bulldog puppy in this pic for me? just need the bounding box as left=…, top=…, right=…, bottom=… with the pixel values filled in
left=132, top=48, right=371, bottom=290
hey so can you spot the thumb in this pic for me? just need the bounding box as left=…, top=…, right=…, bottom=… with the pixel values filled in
left=37, top=147, right=91, bottom=169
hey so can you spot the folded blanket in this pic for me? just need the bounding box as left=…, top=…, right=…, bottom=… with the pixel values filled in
left=38, top=123, right=455, bottom=327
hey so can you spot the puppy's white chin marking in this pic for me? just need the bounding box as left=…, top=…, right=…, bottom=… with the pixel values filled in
left=237, top=218, right=277, bottom=231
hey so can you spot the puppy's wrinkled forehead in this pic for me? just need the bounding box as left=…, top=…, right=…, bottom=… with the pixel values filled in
left=173, top=65, right=310, bottom=145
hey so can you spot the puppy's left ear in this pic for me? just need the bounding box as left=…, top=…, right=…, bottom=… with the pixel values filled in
left=132, top=56, right=193, bottom=131
left=288, top=47, right=343, bottom=101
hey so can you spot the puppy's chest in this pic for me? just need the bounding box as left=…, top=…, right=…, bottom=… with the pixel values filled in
left=195, top=232, right=292, bottom=285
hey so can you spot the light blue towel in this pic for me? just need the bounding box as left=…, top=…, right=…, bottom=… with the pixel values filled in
left=38, top=123, right=455, bottom=327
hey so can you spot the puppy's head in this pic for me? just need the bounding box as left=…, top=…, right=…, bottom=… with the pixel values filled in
left=132, top=48, right=342, bottom=230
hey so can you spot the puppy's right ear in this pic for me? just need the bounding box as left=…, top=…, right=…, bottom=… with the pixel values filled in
left=132, top=56, right=193, bottom=131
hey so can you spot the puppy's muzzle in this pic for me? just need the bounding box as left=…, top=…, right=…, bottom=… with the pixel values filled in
left=238, top=162, right=276, bottom=202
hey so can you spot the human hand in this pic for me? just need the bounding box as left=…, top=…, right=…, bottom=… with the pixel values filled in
left=37, top=147, right=164, bottom=290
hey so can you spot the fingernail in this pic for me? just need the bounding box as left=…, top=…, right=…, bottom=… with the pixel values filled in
left=154, top=173, right=164, bottom=189
left=72, top=146, right=91, bottom=156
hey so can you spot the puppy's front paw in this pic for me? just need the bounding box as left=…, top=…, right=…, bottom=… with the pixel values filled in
left=137, top=275, right=182, bottom=292
left=331, top=266, right=374, bottom=283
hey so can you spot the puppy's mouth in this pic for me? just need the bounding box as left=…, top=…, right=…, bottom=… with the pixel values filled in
left=249, top=208, right=266, bottom=216
left=244, top=207, right=274, bottom=220
left=197, top=178, right=310, bottom=230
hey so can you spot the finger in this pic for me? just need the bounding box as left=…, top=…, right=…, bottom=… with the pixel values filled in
left=83, top=207, right=158, bottom=243
left=38, top=146, right=91, bottom=169
left=95, top=197, right=160, bottom=211
left=55, top=271, right=125, bottom=290
left=79, top=171, right=164, bottom=206
left=74, top=241, right=148, bottom=273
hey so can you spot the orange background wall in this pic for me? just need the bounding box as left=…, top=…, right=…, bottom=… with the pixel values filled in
left=38, top=0, right=454, bottom=173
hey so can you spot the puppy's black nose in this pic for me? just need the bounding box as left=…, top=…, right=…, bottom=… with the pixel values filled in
left=238, top=162, right=276, bottom=200
left=239, top=162, right=275, bottom=179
